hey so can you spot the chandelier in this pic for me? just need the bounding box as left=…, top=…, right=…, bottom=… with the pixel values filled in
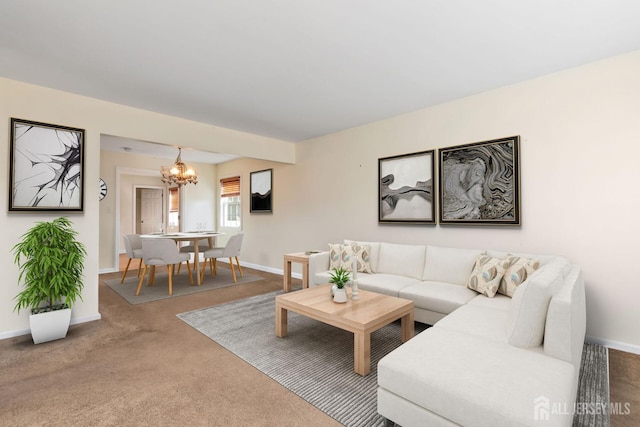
left=160, top=147, right=198, bottom=186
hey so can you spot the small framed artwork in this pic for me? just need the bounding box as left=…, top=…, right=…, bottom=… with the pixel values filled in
left=378, top=150, right=435, bottom=224
left=9, top=118, right=85, bottom=212
left=438, top=135, right=520, bottom=225
left=250, top=168, right=273, bottom=213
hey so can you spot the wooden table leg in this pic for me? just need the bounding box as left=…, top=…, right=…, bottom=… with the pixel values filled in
left=301, top=261, right=309, bottom=289
left=194, top=239, right=202, bottom=285
left=354, top=332, right=371, bottom=376
left=401, top=311, right=415, bottom=342
left=275, top=305, right=288, bottom=337
left=283, top=259, right=292, bottom=292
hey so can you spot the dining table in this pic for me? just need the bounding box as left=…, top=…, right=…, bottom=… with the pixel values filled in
left=139, top=231, right=224, bottom=285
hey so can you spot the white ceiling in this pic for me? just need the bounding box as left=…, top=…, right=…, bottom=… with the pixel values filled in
left=100, top=134, right=239, bottom=164
left=2, top=1, right=640, bottom=152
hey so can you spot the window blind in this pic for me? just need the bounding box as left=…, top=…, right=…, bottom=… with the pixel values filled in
left=169, top=187, right=179, bottom=211
left=220, top=176, right=240, bottom=197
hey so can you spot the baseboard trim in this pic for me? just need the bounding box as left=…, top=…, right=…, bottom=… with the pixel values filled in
left=217, top=259, right=301, bottom=279
left=586, top=335, right=640, bottom=355
left=0, top=313, right=102, bottom=341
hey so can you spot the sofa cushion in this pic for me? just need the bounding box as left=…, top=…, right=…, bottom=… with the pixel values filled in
left=344, top=243, right=373, bottom=273
left=355, top=273, right=422, bottom=297
left=506, top=259, right=568, bottom=348
left=399, top=281, right=478, bottom=316
left=498, top=255, right=540, bottom=297
left=434, top=304, right=508, bottom=342
left=328, top=243, right=345, bottom=270
left=378, top=327, right=575, bottom=427
left=466, top=255, right=505, bottom=297
left=344, top=240, right=381, bottom=273
left=422, top=246, right=485, bottom=285
left=377, top=242, right=426, bottom=280
left=313, top=270, right=333, bottom=286
left=328, top=242, right=373, bottom=273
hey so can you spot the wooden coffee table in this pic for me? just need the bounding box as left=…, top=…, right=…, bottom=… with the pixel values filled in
left=275, top=284, right=414, bottom=376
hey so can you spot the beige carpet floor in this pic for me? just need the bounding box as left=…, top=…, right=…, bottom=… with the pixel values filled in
left=0, top=265, right=341, bottom=427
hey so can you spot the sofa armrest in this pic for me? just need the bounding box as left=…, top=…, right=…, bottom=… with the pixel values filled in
left=544, top=265, right=586, bottom=369
left=308, top=251, right=330, bottom=287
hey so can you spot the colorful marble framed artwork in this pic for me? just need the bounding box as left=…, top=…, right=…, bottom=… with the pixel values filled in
left=9, top=118, right=85, bottom=212
left=250, top=168, right=273, bottom=213
left=438, top=136, right=520, bottom=225
left=378, top=150, right=435, bottom=224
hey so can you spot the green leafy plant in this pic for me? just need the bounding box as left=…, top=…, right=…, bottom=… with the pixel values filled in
left=328, top=266, right=351, bottom=289
left=13, top=217, right=87, bottom=314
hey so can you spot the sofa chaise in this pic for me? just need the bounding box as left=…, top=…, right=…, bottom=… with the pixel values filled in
left=308, top=240, right=586, bottom=427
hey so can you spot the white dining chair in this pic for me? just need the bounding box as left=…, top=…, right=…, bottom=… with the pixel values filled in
left=136, top=238, right=193, bottom=296
left=121, top=234, right=144, bottom=284
left=201, top=233, right=244, bottom=283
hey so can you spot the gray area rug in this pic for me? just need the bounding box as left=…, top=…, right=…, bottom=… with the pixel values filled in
left=177, top=291, right=609, bottom=427
left=105, top=268, right=263, bottom=304
left=573, top=343, right=610, bottom=427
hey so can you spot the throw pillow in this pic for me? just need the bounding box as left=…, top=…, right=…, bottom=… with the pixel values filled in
left=328, top=243, right=344, bottom=270
left=344, top=243, right=373, bottom=273
left=466, top=255, right=505, bottom=297
left=498, top=256, right=540, bottom=297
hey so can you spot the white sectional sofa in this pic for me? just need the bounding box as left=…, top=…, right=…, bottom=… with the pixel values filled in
left=308, top=240, right=586, bottom=427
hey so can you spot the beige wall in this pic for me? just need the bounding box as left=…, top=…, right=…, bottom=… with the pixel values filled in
left=219, top=50, right=640, bottom=352
left=0, top=77, right=294, bottom=338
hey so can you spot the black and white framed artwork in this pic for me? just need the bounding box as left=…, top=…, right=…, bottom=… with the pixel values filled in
left=250, top=168, right=273, bottom=213
left=378, top=150, right=435, bottom=224
left=9, top=118, right=85, bottom=212
left=438, top=135, right=520, bottom=225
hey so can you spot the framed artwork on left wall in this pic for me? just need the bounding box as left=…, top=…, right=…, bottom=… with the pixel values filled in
left=9, top=118, right=85, bottom=212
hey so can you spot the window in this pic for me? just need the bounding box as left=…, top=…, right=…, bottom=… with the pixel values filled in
left=220, top=176, right=241, bottom=228
left=168, top=187, right=179, bottom=227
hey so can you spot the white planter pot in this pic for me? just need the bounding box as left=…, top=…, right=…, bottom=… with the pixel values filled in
left=29, top=308, right=71, bottom=344
left=333, top=288, right=348, bottom=303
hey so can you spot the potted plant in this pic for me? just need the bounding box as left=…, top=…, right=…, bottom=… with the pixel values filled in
left=329, top=266, right=351, bottom=303
left=13, top=217, right=87, bottom=344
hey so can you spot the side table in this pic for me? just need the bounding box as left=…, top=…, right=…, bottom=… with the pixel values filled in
left=283, top=252, right=311, bottom=292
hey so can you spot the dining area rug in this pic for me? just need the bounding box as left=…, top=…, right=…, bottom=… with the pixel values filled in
left=177, top=291, right=610, bottom=427
left=104, top=267, right=263, bottom=304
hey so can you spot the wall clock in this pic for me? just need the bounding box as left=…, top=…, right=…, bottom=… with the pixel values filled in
left=99, top=178, right=108, bottom=201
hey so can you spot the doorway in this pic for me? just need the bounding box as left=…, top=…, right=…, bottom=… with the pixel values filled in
left=136, top=187, right=164, bottom=234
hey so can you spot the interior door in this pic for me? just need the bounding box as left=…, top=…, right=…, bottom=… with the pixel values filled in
left=140, top=188, right=164, bottom=234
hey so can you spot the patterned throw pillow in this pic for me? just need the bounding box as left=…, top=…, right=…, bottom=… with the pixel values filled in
left=466, top=255, right=505, bottom=297
left=329, top=243, right=372, bottom=273
left=328, top=243, right=344, bottom=270
left=344, top=243, right=373, bottom=273
left=498, top=256, right=540, bottom=297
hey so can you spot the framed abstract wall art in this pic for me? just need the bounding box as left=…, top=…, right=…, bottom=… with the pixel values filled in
left=9, top=118, right=85, bottom=212
left=250, top=168, right=273, bottom=213
left=378, top=150, right=435, bottom=224
left=438, top=136, right=520, bottom=225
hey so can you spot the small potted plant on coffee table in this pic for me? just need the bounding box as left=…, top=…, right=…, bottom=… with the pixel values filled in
left=329, top=266, right=351, bottom=303
left=13, top=217, right=87, bottom=344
